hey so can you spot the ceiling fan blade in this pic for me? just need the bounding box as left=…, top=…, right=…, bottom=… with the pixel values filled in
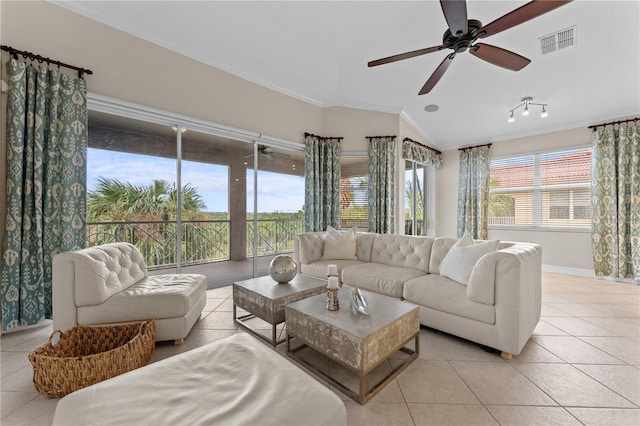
left=419, top=54, right=455, bottom=95
left=470, top=43, right=530, bottom=71
left=368, top=45, right=446, bottom=67
left=478, top=0, right=573, bottom=39
left=440, top=0, right=468, bottom=36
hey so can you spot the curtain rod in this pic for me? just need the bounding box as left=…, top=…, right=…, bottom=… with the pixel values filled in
left=304, top=132, right=343, bottom=141
left=458, top=142, right=492, bottom=152
left=588, top=117, right=639, bottom=131
left=366, top=135, right=396, bottom=141
left=1, top=45, right=93, bottom=78
left=403, top=137, right=442, bottom=155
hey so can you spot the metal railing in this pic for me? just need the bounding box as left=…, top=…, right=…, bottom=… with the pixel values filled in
left=86, top=218, right=304, bottom=269
left=246, top=219, right=304, bottom=257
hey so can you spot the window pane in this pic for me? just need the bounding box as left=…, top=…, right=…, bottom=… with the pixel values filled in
left=341, top=157, right=368, bottom=229
left=489, top=147, right=591, bottom=229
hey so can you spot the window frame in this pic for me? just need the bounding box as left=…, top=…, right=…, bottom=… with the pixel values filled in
left=488, top=145, right=592, bottom=233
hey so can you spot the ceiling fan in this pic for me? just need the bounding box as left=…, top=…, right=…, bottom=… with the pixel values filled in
left=244, top=144, right=291, bottom=160
left=368, top=0, right=573, bottom=95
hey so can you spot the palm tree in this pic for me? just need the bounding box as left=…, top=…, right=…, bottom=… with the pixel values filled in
left=87, top=178, right=207, bottom=266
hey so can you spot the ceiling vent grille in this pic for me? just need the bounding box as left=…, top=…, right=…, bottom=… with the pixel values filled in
left=539, top=26, right=576, bottom=55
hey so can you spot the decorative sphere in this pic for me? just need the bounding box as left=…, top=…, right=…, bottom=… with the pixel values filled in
left=269, top=255, right=297, bottom=284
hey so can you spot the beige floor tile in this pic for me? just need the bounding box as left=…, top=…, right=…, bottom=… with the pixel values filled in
left=0, top=395, right=59, bottom=425
left=202, top=297, right=226, bottom=312
left=485, top=405, right=581, bottom=426
left=426, top=330, right=504, bottom=362
left=567, top=407, right=640, bottom=426
left=531, top=335, right=626, bottom=364
left=206, top=286, right=232, bottom=298
left=1, top=366, right=38, bottom=393
left=1, top=352, right=32, bottom=378
left=578, top=336, right=640, bottom=365
left=0, top=326, right=51, bottom=351
left=542, top=316, right=618, bottom=336
left=532, top=320, right=569, bottom=336
left=512, top=340, right=565, bottom=363
left=514, top=363, right=636, bottom=408
left=574, top=364, right=640, bottom=406
left=396, top=360, right=480, bottom=404
left=548, top=303, right=640, bottom=318
left=450, top=361, right=557, bottom=406
left=214, top=298, right=235, bottom=312
left=408, top=403, right=498, bottom=426
left=192, top=311, right=237, bottom=330
left=415, top=331, right=445, bottom=361
left=344, top=401, right=415, bottom=426
left=581, top=317, right=640, bottom=338
left=540, top=304, right=573, bottom=317
left=0, top=391, right=39, bottom=420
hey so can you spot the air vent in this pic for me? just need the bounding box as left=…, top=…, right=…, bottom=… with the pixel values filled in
left=539, top=26, right=576, bottom=55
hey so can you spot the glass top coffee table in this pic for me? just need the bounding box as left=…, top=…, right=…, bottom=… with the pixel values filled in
left=233, top=274, right=326, bottom=347
left=285, top=286, right=420, bottom=404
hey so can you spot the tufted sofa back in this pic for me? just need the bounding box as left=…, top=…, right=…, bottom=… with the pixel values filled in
left=370, top=234, right=434, bottom=272
left=58, top=242, right=148, bottom=306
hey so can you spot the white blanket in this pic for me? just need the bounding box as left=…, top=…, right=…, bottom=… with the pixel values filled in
left=52, top=333, right=346, bottom=426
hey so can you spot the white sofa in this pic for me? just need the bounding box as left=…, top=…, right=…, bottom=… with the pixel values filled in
left=294, top=231, right=542, bottom=358
left=52, top=242, right=207, bottom=344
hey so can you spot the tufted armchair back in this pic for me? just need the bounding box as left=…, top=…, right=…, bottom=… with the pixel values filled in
left=57, top=242, right=149, bottom=306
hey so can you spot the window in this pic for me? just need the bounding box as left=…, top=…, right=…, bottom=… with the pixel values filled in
left=489, top=147, right=591, bottom=229
left=340, top=157, right=368, bottom=229
left=405, top=160, right=427, bottom=235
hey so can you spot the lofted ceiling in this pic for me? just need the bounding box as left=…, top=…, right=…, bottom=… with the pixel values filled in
left=53, top=1, right=640, bottom=151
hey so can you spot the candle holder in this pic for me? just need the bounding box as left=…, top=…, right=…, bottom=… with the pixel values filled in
left=327, top=288, right=339, bottom=311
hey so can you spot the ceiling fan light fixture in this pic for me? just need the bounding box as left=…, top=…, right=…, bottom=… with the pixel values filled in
left=522, top=105, right=530, bottom=117
left=508, top=111, right=515, bottom=123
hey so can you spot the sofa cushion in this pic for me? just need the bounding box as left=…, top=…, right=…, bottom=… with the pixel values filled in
left=370, top=234, right=434, bottom=273
left=341, top=262, right=425, bottom=298
left=77, top=274, right=207, bottom=324
left=297, top=233, right=324, bottom=264
left=439, top=235, right=500, bottom=285
left=428, top=237, right=458, bottom=274
left=403, top=274, right=495, bottom=324
left=301, top=260, right=365, bottom=282
left=322, top=226, right=357, bottom=260
left=355, top=232, right=376, bottom=262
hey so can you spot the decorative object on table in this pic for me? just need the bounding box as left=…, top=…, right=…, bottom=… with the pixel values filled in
left=326, top=263, right=341, bottom=288
left=327, top=276, right=340, bottom=311
left=351, top=287, right=371, bottom=315
left=29, top=320, right=155, bottom=398
left=269, top=255, right=298, bottom=284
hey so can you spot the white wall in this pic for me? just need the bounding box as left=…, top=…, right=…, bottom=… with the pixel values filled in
left=436, top=127, right=595, bottom=273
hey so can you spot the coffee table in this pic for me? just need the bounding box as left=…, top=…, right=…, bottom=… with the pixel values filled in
left=233, top=274, right=326, bottom=347
left=285, top=286, right=420, bottom=404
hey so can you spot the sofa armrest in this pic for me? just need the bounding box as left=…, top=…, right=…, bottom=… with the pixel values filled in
left=466, top=252, right=499, bottom=305
left=52, top=256, right=78, bottom=332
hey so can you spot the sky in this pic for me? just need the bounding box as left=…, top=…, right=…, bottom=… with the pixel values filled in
left=87, top=148, right=305, bottom=213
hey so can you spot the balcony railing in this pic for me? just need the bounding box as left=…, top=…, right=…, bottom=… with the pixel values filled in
left=86, top=218, right=304, bottom=270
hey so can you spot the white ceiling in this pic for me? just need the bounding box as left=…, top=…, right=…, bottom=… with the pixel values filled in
left=53, top=1, right=640, bottom=151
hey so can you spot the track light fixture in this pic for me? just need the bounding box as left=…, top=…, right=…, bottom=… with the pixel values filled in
left=507, top=96, right=548, bottom=122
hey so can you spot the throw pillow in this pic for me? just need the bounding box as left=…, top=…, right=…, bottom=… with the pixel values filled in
left=322, top=226, right=357, bottom=260
left=439, top=233, right=499, bottom=285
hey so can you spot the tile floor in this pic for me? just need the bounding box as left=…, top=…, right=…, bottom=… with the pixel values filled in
left=1, top=272, right=639, bottom=425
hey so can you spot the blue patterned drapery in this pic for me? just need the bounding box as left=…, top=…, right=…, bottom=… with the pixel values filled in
left=368, top=136, right=396, bottom=234
left=457, top=145, right=491, bottom=239
left=1, top=59, right=87, bottom=331
left=402, top=138, right=443, bottom=168
left=303, top=133, right=342, bottom=232
left=591, top=124, right=640, bottom=281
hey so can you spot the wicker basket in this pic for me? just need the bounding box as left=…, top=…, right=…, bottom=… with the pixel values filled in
left=29, top=320, right=155, bottom=398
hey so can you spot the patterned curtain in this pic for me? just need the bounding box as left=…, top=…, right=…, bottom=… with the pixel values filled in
left=368, top=136, right=396, bottom=233
left=303, top=133, right=341, bottom=232
left=591, top=123, right=640, bottom=281
left=457, top=145, right=491, bottom=239
left=1, top=58, right=87, bottom=331
left=402, top=138, right=443, bottom=168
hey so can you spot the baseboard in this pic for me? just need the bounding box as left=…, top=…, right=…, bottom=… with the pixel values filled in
left=542, top=264, right=596, bottom=278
